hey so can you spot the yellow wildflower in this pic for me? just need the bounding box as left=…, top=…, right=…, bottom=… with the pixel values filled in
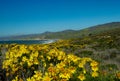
left=116, top=72, right=120, bottom=79
left=78, top=74, right=86, bottom=81
left=78, top=61, right=85, bottom=68
left=22, top=56, right=27, bottom=62
left=12, top=76, right=18, bottom=81
left=42, top=76, right=52, bottom=81
left=83, top=69, right=86, bottom=74
left=59, top=72, right=71, bottom=80
left=90, top=61, right=98, bottom=67
left=91, top=71, right=99, bottom=77
left=91, top=66, right=99, bottom=72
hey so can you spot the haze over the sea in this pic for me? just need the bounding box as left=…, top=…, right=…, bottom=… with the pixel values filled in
left=0, top=0, right=120, bottom=37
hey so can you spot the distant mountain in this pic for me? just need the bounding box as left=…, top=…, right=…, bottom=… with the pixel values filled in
left=85, top=22, right=120, bottom=33
left=0, top=22, right=120, bottom=40
left=38, top=22, right=120, bottom=39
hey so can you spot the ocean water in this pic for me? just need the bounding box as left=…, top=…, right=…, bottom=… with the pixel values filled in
left=0, top=40, right=55, bottom=44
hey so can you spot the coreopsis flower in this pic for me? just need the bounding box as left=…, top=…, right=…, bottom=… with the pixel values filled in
left=83, top=69, right=86, bottom=74
left=116, top=72, right=120, bottom=79
left=42, top=75, right=52, bottom=81
left=27, top=78, right=31, bottom=81
left=12, top=76, right=18, bottom=81
left=22, top=56, right=27, bottom=62
left=33, top=58, right=39, bottom=65
left=78, top=74, right=86, bottom=81
left=33, top=71, right=42, bottom=80
left=48, top=66, right=56, bottom=76
left=47, top=56, right=51, bottom=60
left=27, top=60, right=33, bottom=67
left=78, top=61, right=85, bottom=68
left=56, top=62, right=66, bottom=69
left=57, top=55, right=62, bottom=60
left=90, top=61, right=98, bottom=67
left=59, top=72, right=71, bottom=80
left=68, top=66, right=76, bottom=74
left=91, top=66, right=99, bottom=72
left=91, top=71, right=99, bottom=77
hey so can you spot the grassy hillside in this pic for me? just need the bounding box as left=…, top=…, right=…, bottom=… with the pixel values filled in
left=0, top=22, right=120, bottom=40
left=43, top=22, right=120, bottom=39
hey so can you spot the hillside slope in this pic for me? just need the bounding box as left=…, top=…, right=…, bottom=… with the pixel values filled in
left=43, top=22, right=120, bottom=39
left=0, top=22, right=120, bottom=40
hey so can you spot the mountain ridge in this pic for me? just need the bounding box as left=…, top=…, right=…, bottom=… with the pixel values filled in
left=0, top=22, right=120, bottom=40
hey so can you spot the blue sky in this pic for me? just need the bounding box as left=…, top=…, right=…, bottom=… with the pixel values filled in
left=0, top=0, right=120, bottom=37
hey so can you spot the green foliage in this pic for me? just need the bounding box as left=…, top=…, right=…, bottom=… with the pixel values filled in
left=77, top=50, right=93, bottom=57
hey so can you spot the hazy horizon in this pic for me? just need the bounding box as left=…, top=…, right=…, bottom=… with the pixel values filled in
left=1, top=0, right=120, bottom=37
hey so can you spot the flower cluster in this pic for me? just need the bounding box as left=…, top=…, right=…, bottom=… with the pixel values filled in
left=1, top=44, right=99, bottom=81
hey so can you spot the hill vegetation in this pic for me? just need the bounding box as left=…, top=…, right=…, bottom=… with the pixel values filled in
left=0, top=22, right=120, bottom=40
left=42, top=22, right=120, bottom=39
